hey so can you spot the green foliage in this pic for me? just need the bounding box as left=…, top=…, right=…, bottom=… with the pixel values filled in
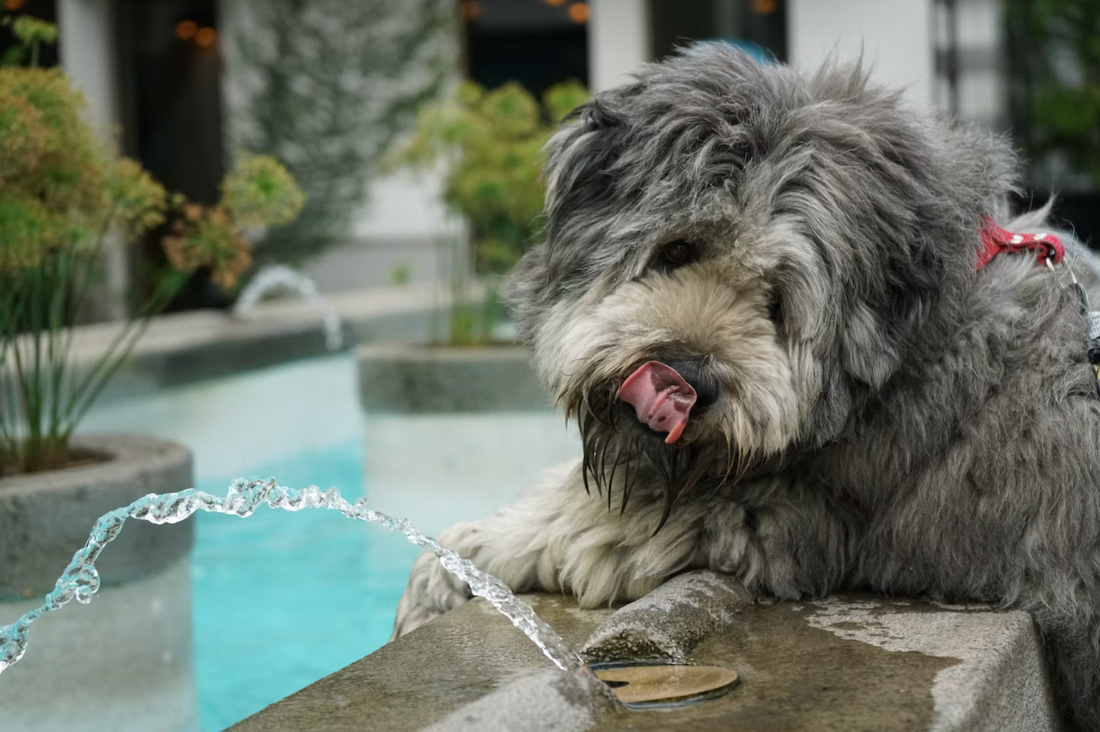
left=387, top=262, right=412, bottom=285
left=0, top=20, right=304, bottom=474
left=164, top=155, right=304, bottom=291
left=225, top=0, right=455, bottom=267
left=220, top=153, right=306, bottom=231
left=391, top=79, right=589, bottom=345
left=0, top=67, right=110, bottom=241
left=1006, top=0, right=1100, bottom=186
left=1, top=14, right=58, bottom=67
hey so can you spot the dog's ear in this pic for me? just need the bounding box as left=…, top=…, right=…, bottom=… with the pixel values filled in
left=543, top=97, right=628, bottom=240
left=504, top=95, right=635, bottom=348
left=789, top=77, right=1017, bottom=405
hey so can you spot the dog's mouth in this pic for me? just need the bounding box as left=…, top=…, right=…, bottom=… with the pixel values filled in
left=615, top=361, right=698, bottom=444
left=574, top=366, right=752, bottom=533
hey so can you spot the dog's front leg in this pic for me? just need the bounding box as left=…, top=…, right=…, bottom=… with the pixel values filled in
left=392, top=462, right=855, bottom=638
left=391, top=460, right=717, bottom=638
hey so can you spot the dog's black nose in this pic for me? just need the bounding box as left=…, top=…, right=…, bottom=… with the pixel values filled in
left=662, top=358, right=720, bottom=414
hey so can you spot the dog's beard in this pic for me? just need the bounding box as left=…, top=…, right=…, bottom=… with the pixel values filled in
left=572, top=381, right=757, bottom=533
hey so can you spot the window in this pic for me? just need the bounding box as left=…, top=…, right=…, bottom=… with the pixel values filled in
left=650, top=0, right=787, bottom=64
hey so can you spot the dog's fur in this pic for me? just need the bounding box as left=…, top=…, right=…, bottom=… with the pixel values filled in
left=394, top=45, right=1100, bottom=729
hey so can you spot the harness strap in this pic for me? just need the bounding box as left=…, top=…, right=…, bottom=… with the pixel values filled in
left=976, top=215, right=1065, bottom=271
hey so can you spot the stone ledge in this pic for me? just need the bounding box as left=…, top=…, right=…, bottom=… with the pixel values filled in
left=229, top=571, right=1060, bottom=732
left=422, top=668, right=620, bottom=732
left=227, top=594, right=617, bottom=732
left=357, top=344, right=551, bottom=413
left=3, top=284, right=443, bottom=409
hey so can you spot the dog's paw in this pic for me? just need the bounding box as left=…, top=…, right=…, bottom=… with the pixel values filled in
left=390, top=538, right=474, bottom=640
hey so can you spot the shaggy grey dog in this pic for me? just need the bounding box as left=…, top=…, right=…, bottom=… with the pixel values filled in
left=394, top=44, right=1100, bottom=729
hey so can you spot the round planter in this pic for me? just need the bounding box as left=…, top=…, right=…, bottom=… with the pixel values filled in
left=0, top=435, right=194, bottom=600
left=356, top=343, right=553, bottom=413
left=0, top=435, right=198, bottom=732
left=355, top=343, right=580, bottom=536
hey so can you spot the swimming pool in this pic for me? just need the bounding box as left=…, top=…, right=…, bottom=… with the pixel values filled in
left=82, top=353, right=579, bottom=731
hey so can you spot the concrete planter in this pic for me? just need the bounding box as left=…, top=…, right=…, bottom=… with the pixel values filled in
left=357, top=343, right=552, bottom=413
left=356, top=343, right=579, bottom=535
left=0, top=435, right=198, bottom=732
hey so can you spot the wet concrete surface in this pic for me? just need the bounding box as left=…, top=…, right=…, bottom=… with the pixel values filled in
left=227, top=594, right=616, bottom=732
left=229, top=575, right=1058, bottom=732
left=588, top=599, right=953, bottom=732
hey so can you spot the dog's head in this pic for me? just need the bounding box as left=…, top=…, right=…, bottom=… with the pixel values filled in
left=506, top=44, right=1015, bottom=524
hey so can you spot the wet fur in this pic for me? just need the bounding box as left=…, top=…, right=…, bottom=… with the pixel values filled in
left=394, top=45, right=1100, bottom=729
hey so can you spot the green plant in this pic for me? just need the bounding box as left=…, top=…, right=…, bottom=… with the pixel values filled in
left=1006, top=0, right=1100, bottom=186
left=0, top=16, right=57, bottom=67
left=0, top=19, right=304, bottom=475
left=388, top=262, right=412, bottom=285
left=391, top=80, right=589, bottom=346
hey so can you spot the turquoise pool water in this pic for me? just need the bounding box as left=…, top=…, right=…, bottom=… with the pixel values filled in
left=191, top=442, right=418, bottom=731
left=81, top=352, right=579, bottom=731
left=85, top=355, right=414, bottom=731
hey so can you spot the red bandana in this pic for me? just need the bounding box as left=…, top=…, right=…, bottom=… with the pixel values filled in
left=976, top=215, right=1065, bottom=271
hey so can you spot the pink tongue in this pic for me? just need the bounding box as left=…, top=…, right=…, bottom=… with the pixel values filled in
left=616, top=361, right=697, bottom=444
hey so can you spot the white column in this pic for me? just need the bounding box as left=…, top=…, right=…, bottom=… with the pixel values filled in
left=57, top=0, right=128, bottom=322
left=588, top=0, right=651, bottom=93
left=57, top=0, right=120, bottom=134
left=952, top=0, right=1006, bottom=127
left=787, top=0, right=935, bottom=108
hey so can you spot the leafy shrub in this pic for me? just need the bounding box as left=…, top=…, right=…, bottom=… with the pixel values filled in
left=391, top=80, right=588, bottom=345
left=0, top=19, right=303, bottom=474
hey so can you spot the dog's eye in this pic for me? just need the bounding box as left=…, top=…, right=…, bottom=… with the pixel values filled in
left=660, top=240, right=699, bottom=268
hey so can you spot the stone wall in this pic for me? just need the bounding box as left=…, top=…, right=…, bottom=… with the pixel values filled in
left=229, top=571, right=1060, bottom=732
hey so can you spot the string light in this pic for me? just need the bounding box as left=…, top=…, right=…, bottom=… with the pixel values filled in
left=175, top=20, right=197, bottom=41
left=194, top=26, right=217, bottom=48
left=543, top=0, right=566, bottom=6
left=4, top=0, right=25, bottom=11
left=459, top=0, right=481, bottom=20
left=752, top=0, right=777, bottom=14
left=567, top=2, right=590, bottom=23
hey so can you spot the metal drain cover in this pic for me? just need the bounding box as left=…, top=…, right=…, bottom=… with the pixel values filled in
left=592, top=663, right=740, bottom=708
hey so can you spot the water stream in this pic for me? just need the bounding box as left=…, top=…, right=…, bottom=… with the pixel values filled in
left=232, top=265, right=344, bottom=352
left=0, top=478, right=582, bottom=676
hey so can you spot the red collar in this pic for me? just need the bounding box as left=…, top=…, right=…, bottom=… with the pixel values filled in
left=977, top=215, right=1065, bottom=271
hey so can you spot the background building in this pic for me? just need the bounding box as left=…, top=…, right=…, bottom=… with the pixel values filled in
left=2, top=0, right=1096, bottom=314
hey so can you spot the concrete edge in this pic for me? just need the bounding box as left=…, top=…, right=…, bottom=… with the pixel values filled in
left=802, top=597, right=1062, bottom=732
left=419, top=667, right=622, bottom=732
left=931, top=611, right=1060, bottom=732
left=356, top=342, right=552, bottom=413
left=2, top=284, right=445, bottom=409
left=0, top=435, right=191, bottom=494
left=224, top=582, right=1065, bottom=732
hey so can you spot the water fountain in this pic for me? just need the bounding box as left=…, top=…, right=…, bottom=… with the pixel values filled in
left=232, top=265, right=344, bottom=352
left=0, top=478, right=742, bottom=729
left=0, top=478, right=578, bottom=675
